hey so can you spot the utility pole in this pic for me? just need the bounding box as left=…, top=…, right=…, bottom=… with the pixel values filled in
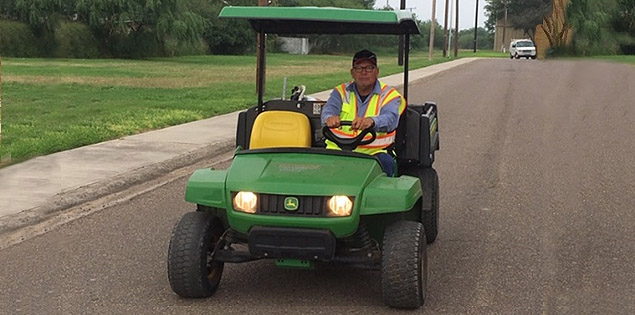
left=429, top=0, right=437, bottom=61
left=454, top=0, right=459, bottom=57
left=473, top=0, right=479, bottom=52
left=256, top=0, right=268, bottom=95
left=398, top=0, right=406, bottom=66
left=0, top=56, right=2, bottom=147
left=448, top=0, right=454, bottom=56
left=502, top=0, right=508, bottom=52
left=442, top=0, right=450, bottom=57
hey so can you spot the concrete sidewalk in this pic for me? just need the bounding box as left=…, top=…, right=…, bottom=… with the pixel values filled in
left=0, top=57, right=479, bottom=233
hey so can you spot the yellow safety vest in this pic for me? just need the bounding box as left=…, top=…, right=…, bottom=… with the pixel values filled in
left=326, top=81, right=406, bottom=155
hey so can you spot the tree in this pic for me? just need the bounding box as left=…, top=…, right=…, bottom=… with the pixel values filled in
left=614, top=0, right=635, bottom=53
left=0, top=0, right=20, bottom=20
left=509, top=0, right=553, bottom=40
left=415, top=19, right=445, bottom=49
left=484, top=0, right=505, bottom=32
left=485, top=0, right=552, bottom=41
left=458, top=27, right=494, bottom=49
left=75, top=0, right=205, bottom=57
left=277, top=0, right=370, bottom=8
left=278, top=0, right=379, bottom=53
left=14, top=0, right=61, bottom=36
left=567, top=0, right=621, bottom=55
left=614, top=0, right=635, bottom=36
left=183, top=0, right=255, bottom=55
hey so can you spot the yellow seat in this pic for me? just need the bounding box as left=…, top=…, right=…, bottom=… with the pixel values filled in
left=249, top=111, right=312, bottom=149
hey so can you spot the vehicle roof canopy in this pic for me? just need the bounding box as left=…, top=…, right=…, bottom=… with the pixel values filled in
left=219, top=6, right=420, bottom=35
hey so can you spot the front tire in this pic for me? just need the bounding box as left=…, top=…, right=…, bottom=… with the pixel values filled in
left=167, top=212, right=225, bottom=298
left=381, top=221, right=427, bottom=309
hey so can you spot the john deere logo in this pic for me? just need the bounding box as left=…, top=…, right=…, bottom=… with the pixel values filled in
left=284, top=197, right=299, bottom=211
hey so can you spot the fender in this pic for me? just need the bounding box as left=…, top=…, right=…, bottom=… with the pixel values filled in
left=359, top=175, right=422, bottom=215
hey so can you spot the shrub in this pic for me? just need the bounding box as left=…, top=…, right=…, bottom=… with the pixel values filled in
left=0, top=20, right=41, bottom=57
left=54, top=21, right=101, bottom=58
left=109, top=29, right=162, bottom=59
left=162, top=36, right=208, bottom=57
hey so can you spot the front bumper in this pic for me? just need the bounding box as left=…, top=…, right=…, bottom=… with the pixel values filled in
left=516, top=50, right=536, bottom=57
left=248, top=226, right=336, bottom=260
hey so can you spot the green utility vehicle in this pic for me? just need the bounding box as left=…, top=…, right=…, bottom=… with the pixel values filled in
left=167, top=6, right=440, bottom=309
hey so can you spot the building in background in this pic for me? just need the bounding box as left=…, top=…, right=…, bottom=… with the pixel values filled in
left=493, top=18, right=527, bottom=53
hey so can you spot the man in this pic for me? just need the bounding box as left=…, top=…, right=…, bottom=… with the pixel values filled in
left=321, top=49, right=406, bottom=176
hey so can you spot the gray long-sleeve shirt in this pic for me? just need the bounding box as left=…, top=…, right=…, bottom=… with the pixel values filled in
left=320, top=80, right=401, bottom=132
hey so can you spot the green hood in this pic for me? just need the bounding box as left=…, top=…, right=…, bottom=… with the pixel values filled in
left=226, top=151, right=383, bottom=197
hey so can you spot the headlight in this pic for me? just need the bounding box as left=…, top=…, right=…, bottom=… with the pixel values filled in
left=233, top=191, right=258, bottom=213
left=327, top=195, right=353, bottom=217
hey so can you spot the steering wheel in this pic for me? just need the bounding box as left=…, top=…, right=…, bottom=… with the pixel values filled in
left=322, top=121, right=377, bottom=151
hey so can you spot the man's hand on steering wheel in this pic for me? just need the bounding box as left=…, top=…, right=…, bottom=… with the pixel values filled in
left=325, top=116, right=341, bottom=128
left=351, top=117, right=375, bottom=131
left=322, top=120, right=377, bottom=151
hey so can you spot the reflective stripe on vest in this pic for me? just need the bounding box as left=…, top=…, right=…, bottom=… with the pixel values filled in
left=325, top=81, right=406, bottom=155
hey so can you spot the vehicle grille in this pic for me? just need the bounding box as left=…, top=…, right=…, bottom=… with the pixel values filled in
left=258, top=194, right=326, bottom=216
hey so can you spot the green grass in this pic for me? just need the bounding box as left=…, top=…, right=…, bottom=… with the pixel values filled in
left=460, top=50, right=508, bottom=58
left=0, top=50, right=500, bottom=166
left=589, top=55, right=635, bottom=65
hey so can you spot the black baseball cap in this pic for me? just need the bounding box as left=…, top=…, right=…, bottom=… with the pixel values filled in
left=352, top=49, right=377, bottom=66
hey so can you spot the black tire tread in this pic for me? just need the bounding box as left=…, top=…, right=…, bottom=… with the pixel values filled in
left=381, top=220, right=427, bottom=309
left=167, top=211, right=223, bottom=298
left=422, top=169, right=439, bottom=244
left=400, top=167, right=440, bottom=244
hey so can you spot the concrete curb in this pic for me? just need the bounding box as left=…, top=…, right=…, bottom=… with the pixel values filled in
left=0, top=138, right=234, bottom=235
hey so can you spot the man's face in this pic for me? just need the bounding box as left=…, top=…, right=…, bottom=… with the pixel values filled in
left=351, top=60, right=379, bottom=88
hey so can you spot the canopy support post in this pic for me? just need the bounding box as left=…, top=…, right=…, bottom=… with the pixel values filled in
left=257, top=29, right=266, bottom=112
left=403, top=34, right=410, bottom=101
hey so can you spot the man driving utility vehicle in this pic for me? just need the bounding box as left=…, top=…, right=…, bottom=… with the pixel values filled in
left=321, top=49, right=406, bottom=176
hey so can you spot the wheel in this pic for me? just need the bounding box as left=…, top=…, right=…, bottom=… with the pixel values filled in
left=531, top=56, right=537, bottom=59
left=399, top=167, right=440, bottom=244
left=526, top=56, right=530, bottom=59
left=515, top=53, right=520, bottom=59
left=381, top=221, right=427, bottom=309
left=421, top=168, right=439, bottom=244
left=167, top=211, right=225, bottom=298
left=510, top=54, right=513, bottom=59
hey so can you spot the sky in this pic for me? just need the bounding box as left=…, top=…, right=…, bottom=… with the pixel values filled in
left=378, top=0, right=488, bottom=30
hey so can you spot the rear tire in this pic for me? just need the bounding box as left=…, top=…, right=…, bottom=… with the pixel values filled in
left=422, top=168, right=440, bottom=244
left=399, top=167, right=440, bottom=244
left=168, top=212, right=225, bottom=298
left=381, top=221, right=427, bottom=309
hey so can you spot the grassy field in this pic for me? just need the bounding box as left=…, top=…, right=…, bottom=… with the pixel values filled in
left=0, top=50, right=502, bottom=166
left=590, top=55, right=635, bottom=64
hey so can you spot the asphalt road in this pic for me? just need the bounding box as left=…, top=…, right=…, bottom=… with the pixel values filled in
left=2, top=59, right=635, bottom=314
